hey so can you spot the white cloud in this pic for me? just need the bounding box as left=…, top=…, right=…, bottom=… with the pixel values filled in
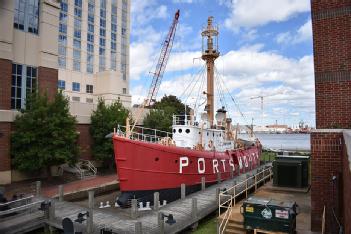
left=276, top=19, right=312, bottom=44
left=131, top=0, right=168, bottom=24
left=224, top=0, right=310, bottom=30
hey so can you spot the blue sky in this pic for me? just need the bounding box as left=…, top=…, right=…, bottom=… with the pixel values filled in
left=129, top=0, right=314, bottom=128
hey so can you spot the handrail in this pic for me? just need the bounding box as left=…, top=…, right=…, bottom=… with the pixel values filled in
left=218, top=167, right=273, bottom=234
left=0, top=200, right=44, bottom=216
left=117, top=125, right=173, bottom=144
left=0, top=195, right=34, bottom=207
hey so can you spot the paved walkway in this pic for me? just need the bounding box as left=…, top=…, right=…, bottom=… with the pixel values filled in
left=42, top=174, right=118, bottom=198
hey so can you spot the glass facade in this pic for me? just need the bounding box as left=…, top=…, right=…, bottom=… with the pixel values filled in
left=73, top=0, right=82, bottom=71
left=14, top=0, right=39, bottom=34
left=11, top=63, right=37, bottom=110
left=121, top=0, right=128, bottom=80
left=87, top=0, right=95, bottom=73
left=110, top=0, right=117, bottom=71
left=58, top=0, right=68, bottom=68
left=99, top=0, right=106, bottom=71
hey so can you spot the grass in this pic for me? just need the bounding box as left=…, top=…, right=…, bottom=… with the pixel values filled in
left=192, top=216, right=217, bottom=234
left=261, top=151, right=276, bottom=162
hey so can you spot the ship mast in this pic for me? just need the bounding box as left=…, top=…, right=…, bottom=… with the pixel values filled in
left=201, top=16, right=219, bottom=127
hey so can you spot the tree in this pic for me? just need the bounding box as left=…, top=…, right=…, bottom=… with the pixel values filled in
left=90, top=98, right=129, bottom=163
left=143, top=95, right=190, bottom=131
left=11, top=91, right=79, bottom=175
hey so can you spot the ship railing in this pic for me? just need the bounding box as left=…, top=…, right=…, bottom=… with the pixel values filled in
left=117, top=125, right=172, bottom=143
left=172, top=114, right=198, bottom=126
left=218, top=166, right=273, bottom=234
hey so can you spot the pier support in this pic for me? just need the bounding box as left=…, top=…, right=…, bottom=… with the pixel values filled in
left=87, top=190, right=94, bottom=234
left=135, top=221, right=142, bottom=234
left=230, top=166, right=234, bottom=179
left=191, top=198, right=198, bottom=220
left=154, top=192, right=159, bottom=211
left=181, top=184, right=186, bottom=199
left=36, top=181, right=41, bottom=197
left=131, top=199, right=138, bottom=218
left=201, top=177, right=205, bottom=191
left=216, top=188, right=220, bottom=204
left=217, top=172, right=221, bottom=184
left=48, top=200, right=55, bottom=221
left=58, top=185, right=64, bottom=202
left=158, top=212, right=165, bottom=234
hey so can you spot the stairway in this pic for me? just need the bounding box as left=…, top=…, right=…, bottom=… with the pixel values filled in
left=225, top=213, right=246, bottom=234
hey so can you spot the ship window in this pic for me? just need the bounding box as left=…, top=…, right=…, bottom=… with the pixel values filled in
left=185, top=129, right=190, bottom=134
left=213, top=133, right=215, bottom=137
left=219, top=133, right=221, bottom=137
left=207, top=132, right=209, bottom=136
left=178, top=129, right=182, bottom=133
left=173, top=129, right=176, bottom=133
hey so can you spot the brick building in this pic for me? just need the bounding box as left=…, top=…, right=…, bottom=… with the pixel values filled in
left=310, top=0, right=351, bottom=233
left=0, top=0, right=131, bottom=184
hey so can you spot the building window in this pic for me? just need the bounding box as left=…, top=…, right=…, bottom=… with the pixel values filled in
left=110, top=0, right=118, bottom=71
left=86, top=84, right=93, bottom=94
left=72, top=96, right=80, bottom=102
left=86, top=0, right=95, bottom=74
left=14, top=0, right=40, bottom=34
left=72, top=82, right=80, bottom=92
left=58, top=80, right=66, bottom=90
left=99, top=0, right=106, bottom=71
left=86, top=98, right=93, bottom=103
left=58, top=0, right=68, bottom=68
left=123, top=88, right=127, bottom=94
left=73, top=0, right=82, bottom=72
left=121, top=0, right=128, bottom=81
left=11, top=63, right=37, bottom=110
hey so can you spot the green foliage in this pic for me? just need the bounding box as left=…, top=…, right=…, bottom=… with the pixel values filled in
left=143, top=95, right=189, bottom=131
left=90, top=98, right=129, bottom=162
left=11, top=91, right=79, bottom=172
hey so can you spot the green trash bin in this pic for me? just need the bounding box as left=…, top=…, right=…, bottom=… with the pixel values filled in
left=241, top=196, right=298, bottom=233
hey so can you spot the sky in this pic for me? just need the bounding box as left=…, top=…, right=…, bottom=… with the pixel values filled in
left=129, top=0, right=314, bottom=128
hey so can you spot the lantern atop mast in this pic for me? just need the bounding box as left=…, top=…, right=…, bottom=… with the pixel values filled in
left=201, top=16, right=219, bottom=126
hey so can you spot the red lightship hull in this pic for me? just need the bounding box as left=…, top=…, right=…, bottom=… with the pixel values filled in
left=113, top=135, right=261, bottom=206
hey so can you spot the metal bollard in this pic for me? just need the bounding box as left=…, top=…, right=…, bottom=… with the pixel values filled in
left=181, top=184, right=186, bottom=199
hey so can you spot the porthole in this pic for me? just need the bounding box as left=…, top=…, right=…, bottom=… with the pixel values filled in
left=178, top=129, right=182, bottom=133
left=185, top=129, right=190, bottom=134
left=175, top=160, right=178, bottom=163
left=173, top=129, right=176, bottom=133
left=155, top=157, right=159, bottom=161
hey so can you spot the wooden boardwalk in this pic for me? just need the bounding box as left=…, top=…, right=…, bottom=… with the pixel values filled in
left=0, top=164, right=271, bottom=234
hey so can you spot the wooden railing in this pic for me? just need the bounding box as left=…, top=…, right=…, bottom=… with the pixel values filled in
left=218, top=167, right=273, bottom=234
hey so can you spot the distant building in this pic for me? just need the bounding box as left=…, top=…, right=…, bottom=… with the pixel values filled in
left=0, top=0, right=131, bottom=184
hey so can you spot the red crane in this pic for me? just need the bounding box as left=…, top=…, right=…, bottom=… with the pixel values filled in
left=146, top=9, right=180, bottom=106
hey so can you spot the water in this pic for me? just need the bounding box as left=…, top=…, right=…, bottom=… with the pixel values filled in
left=238, top=133, right=311, bottom=151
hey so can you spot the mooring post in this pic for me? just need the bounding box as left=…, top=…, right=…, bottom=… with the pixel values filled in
left=191, top=198, right=198, bottom=220
left=154, top=192, right=159, bottom=211
left=245, top=179, right=248, bottom=198
left=48, top=199, right=55, bottom=221
left=217, top=171, right=221, bottom=184
left=87, top=190, right=94, bottom=234
left=230, top=166, right=234, bottom=179
left=201, top=177, right=205, bottom=191
left=216, top=187, right=220, bottom=204
left=254, top=174, right=257, bottom=191
left=58, top=185, right=64, bottom=202
left=233, top=181, right=237, bottom=205
left=181, top=183, right=186, bottom=199
left=135, top=221, right=142, bottom=234
left=35, top=181, right=41, bottom=197
left=158, top=212, right=165, bottom=234
left=131, top=199, right=138, bottom=219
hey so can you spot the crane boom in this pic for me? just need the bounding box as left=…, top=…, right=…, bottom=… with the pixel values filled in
left=146, top=9, right=180, bottom=106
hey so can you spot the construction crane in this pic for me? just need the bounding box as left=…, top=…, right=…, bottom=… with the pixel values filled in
left=130, top=10, right=180, bottom=131
left=146, top=9, right=180, bottom=106
left=250, top=92, right=283, bottom=117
